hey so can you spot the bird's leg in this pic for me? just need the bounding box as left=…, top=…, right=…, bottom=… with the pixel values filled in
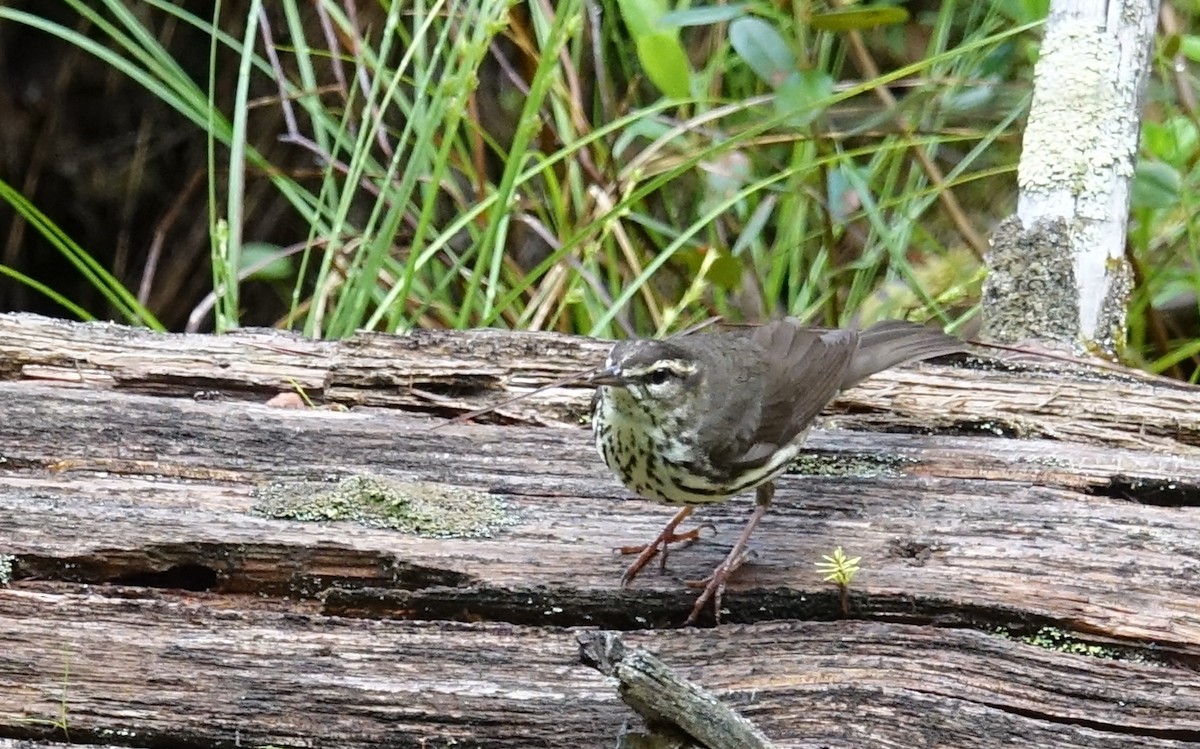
left=684, top=482, right=774, bottom=626
left=619, top=505, right=700, bottom=586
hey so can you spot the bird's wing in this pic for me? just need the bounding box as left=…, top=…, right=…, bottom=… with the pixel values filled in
left=722, top=321, right=859, bottom=470
left=841, top=319, right=965, bottom=389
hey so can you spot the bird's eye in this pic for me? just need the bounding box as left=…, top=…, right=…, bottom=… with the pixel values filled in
left=647, top=368, right=672, bottom=385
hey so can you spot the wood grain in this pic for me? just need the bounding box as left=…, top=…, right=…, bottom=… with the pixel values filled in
left=1, top=313, right=1198, bottom=748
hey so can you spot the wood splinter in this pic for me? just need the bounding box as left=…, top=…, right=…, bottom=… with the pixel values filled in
left=577, top=631, right=779, bottom=749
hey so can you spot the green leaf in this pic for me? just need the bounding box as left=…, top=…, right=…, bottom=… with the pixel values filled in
left=1131, top=160, right=1181, bottom=211
left=660, top=4, right=748, bottom=27
left=775, top=69, right=834, bottom=127
left=809, top=6, right=909, bottom=32
left=616, top=0, right=667, bottom=38
left=1161, top=33, right=1181, bottom=58
left=991, top=0, right=1050, bottom=24
left=729, top=16, right=796, bottom=89
left=677, top=247, right=743, bottom=290
left=1142, top=116, right=1200, bottom=167
left=1179, top=34, right=1200, bottom=63
left=707, top=251, right=743, bottom=290
left=240, top=242, right=296, bottom=282
left=636, top=31, right=692, bottom=98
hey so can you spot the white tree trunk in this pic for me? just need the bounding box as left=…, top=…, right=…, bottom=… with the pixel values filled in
left=982, top=0, right=1160, bottom=355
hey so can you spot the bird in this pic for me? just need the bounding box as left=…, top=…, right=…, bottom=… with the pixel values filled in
left=588, top=318, right=966, bottom=625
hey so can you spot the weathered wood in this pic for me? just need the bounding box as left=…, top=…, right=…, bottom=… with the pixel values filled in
left=3, top=588, right=1198, bottom=749
left=578, top=631, right=778, bottom=749
left=3, top=313, right=1200, bottom=747
left=4, top=380, right=1200, bottom=642
left=1, top=312, right=1198, bottom=451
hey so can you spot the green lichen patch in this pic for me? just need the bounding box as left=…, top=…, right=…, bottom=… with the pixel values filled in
left=1022, top=627, right=1121, bottom=658
left=992, top=626, right=1142, bottom=662
left=0, top=554, right=12, bottom=586
left=787, top=451, right=916, bottom=479
left=252, top=475, right=517, bottom=538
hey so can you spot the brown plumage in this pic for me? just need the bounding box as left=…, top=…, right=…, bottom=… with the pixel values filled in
left=590, top=318, right=965, bottom=624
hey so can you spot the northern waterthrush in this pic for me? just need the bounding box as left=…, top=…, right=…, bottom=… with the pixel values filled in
left=589, top=318, right=966, bottom=625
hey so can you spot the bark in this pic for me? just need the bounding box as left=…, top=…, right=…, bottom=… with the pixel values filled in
left=1, top=314, right=1199, bottom=747
left=982, top=0, right=1160, bottom=352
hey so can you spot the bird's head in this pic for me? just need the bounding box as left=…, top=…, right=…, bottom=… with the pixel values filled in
left=588, top=340, right=703, bottom=415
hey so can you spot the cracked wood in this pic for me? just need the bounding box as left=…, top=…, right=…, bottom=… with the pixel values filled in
left=1, top=313, right=1199, bottom=747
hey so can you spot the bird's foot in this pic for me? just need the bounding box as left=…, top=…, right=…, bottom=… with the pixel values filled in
left=683, top=547, right=755, bottom=625
left=619, top=506, right=716, bottom=586
left=618, top=523, right=716, bottom=584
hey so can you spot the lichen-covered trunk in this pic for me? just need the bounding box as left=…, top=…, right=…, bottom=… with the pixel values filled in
left=983, top=0, right=1160, bottom=354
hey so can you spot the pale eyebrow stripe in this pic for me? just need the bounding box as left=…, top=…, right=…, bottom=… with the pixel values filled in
left=623, top=359, right=697, bottom=378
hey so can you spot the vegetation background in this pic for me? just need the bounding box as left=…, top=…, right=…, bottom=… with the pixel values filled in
left=0, top=0, right=1197, bottom=378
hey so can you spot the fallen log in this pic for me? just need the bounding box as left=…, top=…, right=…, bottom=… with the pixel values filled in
left=1, top=313, right=1198, bottom=748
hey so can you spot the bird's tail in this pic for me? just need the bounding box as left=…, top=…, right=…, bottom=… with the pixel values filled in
left=841, top=320, right=966, bottom=389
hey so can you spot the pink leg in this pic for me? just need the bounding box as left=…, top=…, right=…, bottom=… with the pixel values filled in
left=685, top=483, right=774, bottom=625
left=619, top=505, right=697, bottom=586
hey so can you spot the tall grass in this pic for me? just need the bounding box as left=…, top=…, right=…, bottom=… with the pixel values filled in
left=2, top=0, right=1048, bottom=340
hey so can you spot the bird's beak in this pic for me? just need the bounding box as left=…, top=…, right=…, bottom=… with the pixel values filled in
left=588, top=365, right=627, bottom=387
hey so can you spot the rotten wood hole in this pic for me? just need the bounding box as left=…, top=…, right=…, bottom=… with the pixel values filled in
left=2, top=313, right=1200, bottom=748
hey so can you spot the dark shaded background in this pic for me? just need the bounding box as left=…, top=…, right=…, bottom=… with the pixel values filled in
left=0, top=2, right=308, bottom=329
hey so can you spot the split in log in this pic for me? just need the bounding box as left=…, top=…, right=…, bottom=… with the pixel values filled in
left=2, top=313, right=1199, bottom=747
